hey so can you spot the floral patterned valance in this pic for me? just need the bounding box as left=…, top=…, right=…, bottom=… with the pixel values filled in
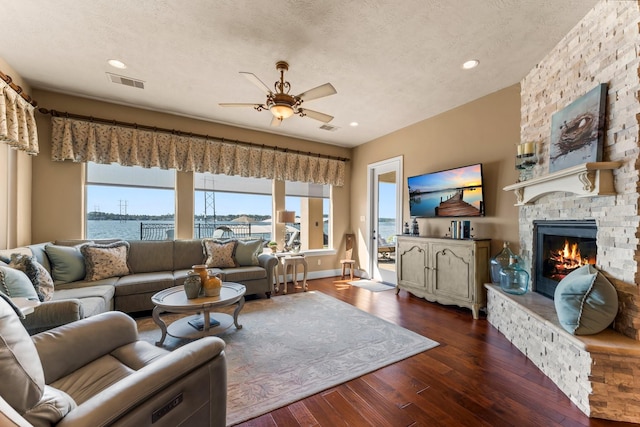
left=0, top=79, right=38, bottom=154
left=50, top=117, right=345, bottom=186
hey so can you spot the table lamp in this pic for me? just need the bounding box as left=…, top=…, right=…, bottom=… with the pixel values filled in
left=276, top=210, right=295, bottom=251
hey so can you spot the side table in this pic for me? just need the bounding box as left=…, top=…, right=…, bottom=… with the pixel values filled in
left=275, top=254, right=308, bottom=294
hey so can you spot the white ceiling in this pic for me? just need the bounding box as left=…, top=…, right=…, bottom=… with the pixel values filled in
left=1, top=0, right=597, bottom=148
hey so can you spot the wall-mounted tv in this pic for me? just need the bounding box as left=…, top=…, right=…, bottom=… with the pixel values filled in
left=408, top=163, right=485, bottom=218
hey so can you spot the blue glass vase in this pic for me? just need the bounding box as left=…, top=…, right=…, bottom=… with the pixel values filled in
left=499, top=257, right=529, bottom=295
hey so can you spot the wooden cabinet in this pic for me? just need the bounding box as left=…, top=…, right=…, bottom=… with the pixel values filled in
left=396, top=236, right=491, bottom=319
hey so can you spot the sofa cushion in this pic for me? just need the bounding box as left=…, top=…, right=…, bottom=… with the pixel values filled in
left=221, top=266, right=267, bottom=282
left=554, top=264, right=619, bottom=335
left=45, top=243, right=89, bottom=284
left=127, top=241, right=174, bottom=274
left=234, top=239, right=264, bottom=266
left=52, top=286, right=115, bottom=317
left=0, top=266, right=40, bottom=300
left=0, top=294, right=45, bottom=414
left=81, top=241, right=131, bottom=281
left=54, top=277, right=119, bottom=291
left=203, top=240, right=237, bottom=268
left=173, top=239, right=206, bottom=270
left=8, top=254, right=55, bottom=302
left=51, top=354, right=135, bottom=405
left=115, top=272, right=175, bottom=296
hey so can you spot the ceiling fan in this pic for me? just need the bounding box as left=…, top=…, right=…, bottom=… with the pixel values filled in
left=219, top=61, right=337, bottom=127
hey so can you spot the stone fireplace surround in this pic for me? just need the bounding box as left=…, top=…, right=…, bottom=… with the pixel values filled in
left=485, top=1, right=640, bottom=422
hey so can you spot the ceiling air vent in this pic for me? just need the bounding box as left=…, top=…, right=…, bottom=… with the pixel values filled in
left=319, top=124, right=338, bottom=132
left=106, top=72, right=145, bottom=89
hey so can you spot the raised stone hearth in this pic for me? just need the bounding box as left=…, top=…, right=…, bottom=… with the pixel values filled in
left=486, top=286, right=640, bottom=423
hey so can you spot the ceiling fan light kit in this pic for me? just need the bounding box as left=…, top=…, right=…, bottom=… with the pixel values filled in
left=220, top=60, right=336, bottom=127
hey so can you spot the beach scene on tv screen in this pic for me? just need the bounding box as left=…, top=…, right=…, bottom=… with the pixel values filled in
left=409, top=164, right=484, bottom=217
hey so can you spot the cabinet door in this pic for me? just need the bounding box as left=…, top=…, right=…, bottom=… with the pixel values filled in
left=431, top=243, right=474, bottom=301
left=397, top=242, right=428, bottom=290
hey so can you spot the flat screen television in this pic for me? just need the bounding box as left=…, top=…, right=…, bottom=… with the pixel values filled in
left=408, top=163, right=485, bottom=218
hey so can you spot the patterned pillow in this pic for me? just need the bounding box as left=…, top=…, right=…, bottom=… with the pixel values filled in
left=8, top=254, right=55, bottom=302
left=202, top=240, right=237, bottom=268
left=81, top=241, right=131, bottom=281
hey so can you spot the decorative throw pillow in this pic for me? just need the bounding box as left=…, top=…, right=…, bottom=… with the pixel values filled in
left=81, top=241, right=131, bottom=281
left=202, top=240, right=237, bottom=268
left=45, top=243, right=90, bottom=284
left=234, top=239, right=264, bottom=266
left=0, top=266, right=39, bottom=301
left=8, top=254, right=55, bottom=302
left=554, top=264, right=619, bottom=335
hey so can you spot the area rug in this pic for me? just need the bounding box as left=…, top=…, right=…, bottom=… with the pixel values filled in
left=137, top=291, right=438, bottom=426
left=348, top=279, right=396, bottom=292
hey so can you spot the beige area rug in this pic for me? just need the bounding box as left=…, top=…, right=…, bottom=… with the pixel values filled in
left=137, top=291, right=439, bottom=426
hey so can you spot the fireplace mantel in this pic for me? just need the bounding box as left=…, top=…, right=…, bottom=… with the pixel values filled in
left=503, top=162, right=622, bottom=205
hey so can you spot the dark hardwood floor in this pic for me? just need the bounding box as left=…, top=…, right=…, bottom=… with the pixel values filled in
left=236, top=277, right=636, bottom=427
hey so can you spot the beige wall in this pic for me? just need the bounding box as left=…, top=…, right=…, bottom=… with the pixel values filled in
left=30, top=89, right=351, bottom=272
left=351, top=84, right=521, bottom=274
left=0, top=57, right=33, bottom=249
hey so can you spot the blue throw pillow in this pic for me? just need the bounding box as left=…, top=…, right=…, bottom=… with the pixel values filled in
left=0, top=266, right=39, bottom=301
left=554, top=264, right=618, bottom=335
left=45, top=243, right=88, bottom=284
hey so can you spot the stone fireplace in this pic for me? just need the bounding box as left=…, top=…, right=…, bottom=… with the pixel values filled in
left=486, top=1, right=640, bottom=423
left=533, top=219, right=597, bottom=299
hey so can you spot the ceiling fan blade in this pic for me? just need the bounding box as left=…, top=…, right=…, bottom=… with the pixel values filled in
left=299, top=108, right=333, bottom=123
left=240, top=72, right=272, bottom=95
left=296, top=83, right=337, bottom=102
left=270, top=116, right=282, bottom=127
left=219, top=103, right=263, bottom=108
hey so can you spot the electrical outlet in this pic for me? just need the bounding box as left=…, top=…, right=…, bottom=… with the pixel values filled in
left=317, top=259, right=321, bottom=265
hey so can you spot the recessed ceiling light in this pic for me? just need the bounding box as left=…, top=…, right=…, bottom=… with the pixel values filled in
left=107, top=59, right=127, bottom=69
left=462, top=59, right=479, bottom=70
left=350, top=122, right=359, bottom=127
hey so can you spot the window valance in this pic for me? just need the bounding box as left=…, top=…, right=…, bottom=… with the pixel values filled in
left=50, top=117, right=345, bottom=186
left=0, top=78, right=38, bottom=154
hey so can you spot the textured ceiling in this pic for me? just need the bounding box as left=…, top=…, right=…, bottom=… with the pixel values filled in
left=0, top=0, right=597, bottom=147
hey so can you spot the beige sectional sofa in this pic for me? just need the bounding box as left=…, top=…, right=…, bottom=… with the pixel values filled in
left=1, top=239, right=277, bottom=334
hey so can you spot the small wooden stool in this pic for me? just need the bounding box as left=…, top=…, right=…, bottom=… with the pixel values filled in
left=282, top=256, right=308, bottom=294
left=340, top=259, right=355, bottom=280
left=340, top=233, right=356, bottom=280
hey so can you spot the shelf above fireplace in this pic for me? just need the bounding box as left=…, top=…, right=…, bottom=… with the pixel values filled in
left=503, top=162, right=622, bottom=206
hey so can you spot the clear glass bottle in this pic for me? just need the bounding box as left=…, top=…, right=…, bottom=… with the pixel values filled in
left=499, top=256, right=529, bottom=295
left=490, top=241, right=516, bottom=283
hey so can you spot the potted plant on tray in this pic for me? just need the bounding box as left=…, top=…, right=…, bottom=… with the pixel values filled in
left=268, top=241, right=278, bottom=253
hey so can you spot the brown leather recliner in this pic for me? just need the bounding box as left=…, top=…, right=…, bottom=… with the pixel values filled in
left=0, top=294, right=227, bottom=426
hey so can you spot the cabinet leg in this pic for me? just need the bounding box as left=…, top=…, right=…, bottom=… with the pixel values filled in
left=395, top=287, right=401, bottom=295
left=472, top=305, right=479, bottom=319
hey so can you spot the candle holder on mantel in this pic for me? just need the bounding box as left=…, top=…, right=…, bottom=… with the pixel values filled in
left=515, top=142, right=537, bottom=182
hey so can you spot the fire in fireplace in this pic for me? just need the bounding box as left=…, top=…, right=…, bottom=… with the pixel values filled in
left=534, top=220, right=597, bottom=299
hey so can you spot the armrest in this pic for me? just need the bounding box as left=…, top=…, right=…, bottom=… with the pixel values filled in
left=32, top=311, right=138, bottom=383
left=56, top=337, right=226, bottom=427
left=20, top=299, right=84, bottom=335
left=258, top=253, right=278, bottom=290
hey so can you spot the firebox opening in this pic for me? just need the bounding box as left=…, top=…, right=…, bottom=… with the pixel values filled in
left=534, top=220, right=597, bottom=299
left=542, top=235, right=596, bottom=282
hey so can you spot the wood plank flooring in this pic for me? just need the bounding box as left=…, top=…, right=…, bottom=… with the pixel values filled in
left=236, top=277, right=636, bottom=427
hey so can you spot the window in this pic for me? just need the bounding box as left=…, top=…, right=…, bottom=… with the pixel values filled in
left=86, top=162, right=176, bottom=240
left=194, top=173, right=273, bottom=240
left=285, top=181, right=331, bottom=250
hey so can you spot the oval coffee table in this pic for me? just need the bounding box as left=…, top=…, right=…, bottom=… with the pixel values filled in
left=151, top=282, right=246, bottom=346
